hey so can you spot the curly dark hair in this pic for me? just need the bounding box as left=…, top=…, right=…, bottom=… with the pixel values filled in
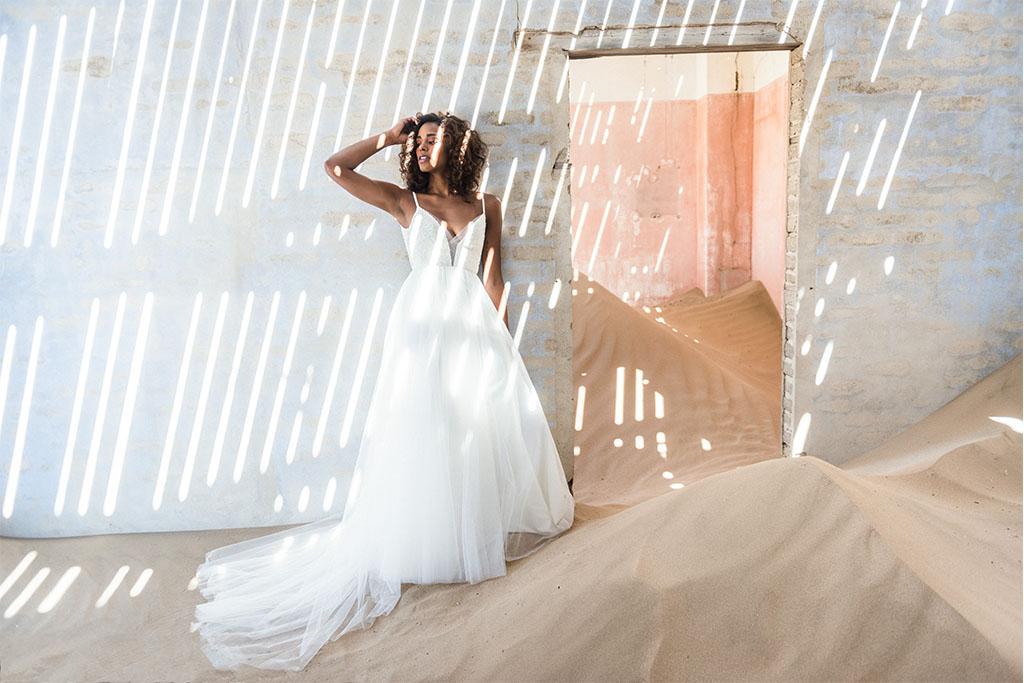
left=399, top=112, right=488, bottom=197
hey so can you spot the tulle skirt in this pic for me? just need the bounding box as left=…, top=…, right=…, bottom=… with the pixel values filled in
left=192, top=264, right=575, bottom=671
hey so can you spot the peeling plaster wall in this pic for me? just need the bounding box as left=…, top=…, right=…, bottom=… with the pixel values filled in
left=567, top=52, right=789, bottom=309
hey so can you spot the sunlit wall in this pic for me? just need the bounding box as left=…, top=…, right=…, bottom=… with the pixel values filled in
left=0, top=0, right=573, bottom=536
left=1, top=0, right=1021, bottom=537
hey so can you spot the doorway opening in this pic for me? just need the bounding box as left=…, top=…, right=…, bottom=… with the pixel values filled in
left=568, top=50, right=795, bottom=505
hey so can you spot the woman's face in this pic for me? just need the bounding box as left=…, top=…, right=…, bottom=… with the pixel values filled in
left=414, top=122, right=447, bottom=175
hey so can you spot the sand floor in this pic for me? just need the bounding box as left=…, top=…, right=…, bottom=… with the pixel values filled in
left=1, top=276, right=1020, bottom=681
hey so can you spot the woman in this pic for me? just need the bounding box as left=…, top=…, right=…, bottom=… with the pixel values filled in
left=191, top=112, right=575, bottom=672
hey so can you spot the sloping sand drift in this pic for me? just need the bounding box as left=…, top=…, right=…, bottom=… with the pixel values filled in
left=843, top=354, right=1022, bottom=476
left=572, top=274, right=782, bottom=507
left=0, top=275, right=1019, bottom=681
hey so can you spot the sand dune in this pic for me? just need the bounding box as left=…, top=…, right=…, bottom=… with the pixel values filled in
left=572, top=274, right=782, bottom=506
left=842, top=353, right=1023, bottom=476
left=1, top=274, right=1020, bottom=681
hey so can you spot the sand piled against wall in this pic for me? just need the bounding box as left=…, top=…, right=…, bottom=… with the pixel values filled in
left=0, top=277, right=1019, bottom=681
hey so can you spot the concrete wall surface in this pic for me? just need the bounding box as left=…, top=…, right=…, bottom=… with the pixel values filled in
left=0, top=0, right=1020, bottom=536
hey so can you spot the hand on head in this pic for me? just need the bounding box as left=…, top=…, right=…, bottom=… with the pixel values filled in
left=388, top=113, right=423, bottom=146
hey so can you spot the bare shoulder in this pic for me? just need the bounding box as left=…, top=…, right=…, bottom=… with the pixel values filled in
left=481, top=192, right=502, bottom=222
left=480, top=192, right=503, bottom=263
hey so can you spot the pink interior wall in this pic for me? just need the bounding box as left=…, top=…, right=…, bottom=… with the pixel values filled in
left=570, top=74, right=788, bottom=314
left=570, top=99, right=702, bottom=305
left=703, top=92, right=755, bottom=295
left=751, top=74, right=790, bottom=313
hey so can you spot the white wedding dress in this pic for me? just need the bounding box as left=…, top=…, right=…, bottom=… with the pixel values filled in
left=192, top=191, right=575, bottom=672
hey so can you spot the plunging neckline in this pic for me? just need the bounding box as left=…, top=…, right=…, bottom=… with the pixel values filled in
left=413, top=201, right=485, bottom=241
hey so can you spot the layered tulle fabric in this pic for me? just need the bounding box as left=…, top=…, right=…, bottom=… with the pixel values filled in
left=192, top=196, right=574, bottom=672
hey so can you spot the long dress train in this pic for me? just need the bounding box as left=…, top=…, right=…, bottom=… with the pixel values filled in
left=191, top=191, right=575, bottom=672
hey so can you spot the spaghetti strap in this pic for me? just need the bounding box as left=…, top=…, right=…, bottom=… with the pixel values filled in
left=412, top=191, right=420, bottom=208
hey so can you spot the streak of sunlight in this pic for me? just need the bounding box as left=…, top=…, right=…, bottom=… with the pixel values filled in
left=37, top=566, right=81, bottom=614
left=131, top=0, right=183, bottom=246
left=498, top=0, right=534, bottom=122
left=154, top=293, right=204, bottom=510
left=635, top=369, right=644, bottom=421
left=215, top=0, right=262, bottom=216
left=261, top=291, right=307, bottom=475
left=364, top=0, right=401, bottom=140
left=233, top=292, right=282, bottom=481
left=323, top=476, right=337, bottom=511
left=878, top=90, right=922, bottom=210
left=702, top=0, right=720, bottom=45
left=273, top=1, right=317, bottom=199
left=527, top=0, right=560, bottom=114
left=675, top=0, right=696, bottom=45
left=190, top=0, right=237, bottom=222
left=180, top=292, right=230, bottom=503
left=622, top=0, right=642, bottom=48
left=129, top=568, right=153, bottom=597
left=857, top=119, right=887, bottom=196
left=779, top=0, right=799, bottom=44
left=575, top=386, right=586, bottom=431
left=519, top=148, right=547, bottom=237
left=77, top=294, right=122, bottom=516
left=650, top=0, right=669, bottom=46
left=792, top=412, right=812, bottom=455
left=0, top=551, right=37, bottom=602
left=55, top=300, right=98, bottom=517
left=159, top=0, right=209, bottom=236
left=51, top=9, right=94, bottom=247
left=420, top=0, right=456, bottom=114
left=471, top=0, right=505, bottom=128
left=989, top=417, right=1024, bottom=434
left=4, top=568, right=49, bottom=619
left=0, top=25, right=36, bottom=245
left=24, top=16, right=65, bottom=248
left=825, top=151, right=850, bottom=214
left=614, top=367, right=625, bottom=425
left=104, top=292, right=155, bottom=517
left=340, top=289, right=385, bottom=448
left=871, top=2, right=901, bottom=83
left=728, top=0, right=748, bottom=45
left=804, top=0, right=825, bottom=59
left=815, top=341, right=834, bottom=386
left=208, top=292, right=255, bottom=486
left=333, top=0, right=372, bottom=148
left=242, top=0, right=290, bottom=209
left=95, top=565, right=130, bottom=608
left=799, top=49, right=833, bottom=158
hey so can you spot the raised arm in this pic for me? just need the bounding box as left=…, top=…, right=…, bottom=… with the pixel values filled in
left=324, top=116, right=417, bottom=226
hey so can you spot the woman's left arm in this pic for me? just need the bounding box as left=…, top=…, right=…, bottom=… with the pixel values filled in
left=480, top=193, right=510, bottom=331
